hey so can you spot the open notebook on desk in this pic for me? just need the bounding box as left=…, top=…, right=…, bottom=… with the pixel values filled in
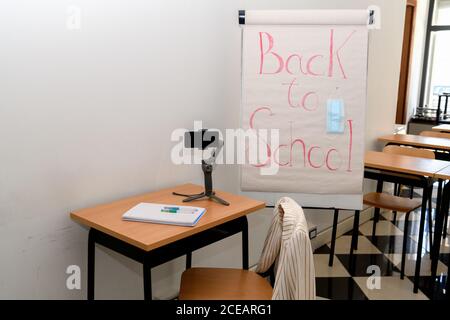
left=122, top=203, right=206, bottom=227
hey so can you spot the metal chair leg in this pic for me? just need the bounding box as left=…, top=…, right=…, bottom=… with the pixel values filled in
left=392, top=183, right=400, bottom=224
left=372, top=209, right=379, bottom=240
left=396, top=184, right=402, bottom=196
left=401, top=212, right=411, bottom=280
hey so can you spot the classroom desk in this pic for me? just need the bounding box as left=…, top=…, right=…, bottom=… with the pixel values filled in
left=378, top=134, right=450, bottom=152
left=432, top=124, right=450, bottom=133
left=70, top=183, right=265, bottom=300
left=430, top=167, right=450, bottom=278
left=364, top=151, right=450, bottom=293
left=365, top=150, right=450, bottom=177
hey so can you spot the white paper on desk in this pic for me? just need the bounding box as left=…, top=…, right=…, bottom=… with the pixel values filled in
left=122, top=203, right=206, bottom=227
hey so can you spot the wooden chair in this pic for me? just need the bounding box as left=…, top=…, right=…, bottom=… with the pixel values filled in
left=382, top=146, right=435, bottom=249
left=363, top=192, right=421, bottom=279
left=337, top=146, right=434, bottom=281
left=179, top=268, right=273, bottom=300
left=383, top=145, right=436, bottom=159
left=328, top=191, right=422, bottom=280
left=179, top=198, right=315, bottom=300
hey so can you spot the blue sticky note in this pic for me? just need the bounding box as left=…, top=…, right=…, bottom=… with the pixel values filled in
left=327, top=99, right=345, bottom=133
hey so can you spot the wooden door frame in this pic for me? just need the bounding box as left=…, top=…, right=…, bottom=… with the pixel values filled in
left=396, top=0, right=417, bottom=124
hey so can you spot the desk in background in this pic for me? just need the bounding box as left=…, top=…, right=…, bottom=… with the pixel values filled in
left=378, top=134, right=450, bottom=152
left=430, top=166, right=450, bottom=278
left=71, top=183, right=265, bottom=300
left=432, top=124, right=450, bottom=133
left=364, top=151, right=450, bottom=293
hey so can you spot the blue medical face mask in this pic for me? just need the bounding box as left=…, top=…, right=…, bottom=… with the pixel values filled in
left=326, top=99, right=345, bottom=134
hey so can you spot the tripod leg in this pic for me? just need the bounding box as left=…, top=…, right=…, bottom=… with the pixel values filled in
left=210, top=194, right=230, bottom=206
left=173, top=192, right=203, bottom=197
left=183, top=193, right=207, bottom=202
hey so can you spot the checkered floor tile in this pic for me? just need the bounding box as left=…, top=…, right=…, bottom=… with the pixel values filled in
left=314, top=206, right=449, bottom=300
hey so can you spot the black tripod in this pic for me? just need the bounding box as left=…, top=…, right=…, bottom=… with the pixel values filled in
left=173, top=160, right=229, bottom=206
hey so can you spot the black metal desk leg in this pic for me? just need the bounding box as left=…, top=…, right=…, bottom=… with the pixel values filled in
left=436, top=180, right=443, bottom=221
left=431, top=181, right=450, bottom=276
left=413, top=184, right=429, bottom=293
left=443, top=212, right=448, bottom=239
left=438, top=180, right=446, bottom=241
left=143, top=255, right=152, bottom=300
left=87, top=228, right=95, bottom=301
left=242, top=216, right=249, bottom=270
left=428, top=185, right=434, bottom=251
left=329, top=209, right=339, bottom=267
left=186, top=253, right=192, bottom=269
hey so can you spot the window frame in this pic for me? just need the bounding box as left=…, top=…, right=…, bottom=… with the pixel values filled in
left=419, top=0, right=450, bottom=107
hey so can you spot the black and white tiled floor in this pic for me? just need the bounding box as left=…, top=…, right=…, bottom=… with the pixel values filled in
left=314, top=208, right=450, bottom=300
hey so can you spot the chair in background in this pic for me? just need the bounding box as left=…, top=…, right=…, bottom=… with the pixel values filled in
left=328, top=196, right=421, bottom=280
left=362, top=193, right=421, bottom=279
left=382, top=145, right=435, bottom=250
left=178, top=198, right=315, bottom=300
left=329, top=146, right=434, bottom=283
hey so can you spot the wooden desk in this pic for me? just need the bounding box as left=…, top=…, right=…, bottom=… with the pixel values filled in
left=430, top=166, right=450, bottom=282
left=432, top=124, right=450, bottom=133
left=365, top=151, right=450, bottom=177
left=364, top=151, right=449, bottom=293
left=71, top=183, right=265, bottom=300
left=378, top=134, right=450, bottom=152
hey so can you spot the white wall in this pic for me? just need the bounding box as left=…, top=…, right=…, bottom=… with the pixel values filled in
left=0, top=0, right=405, bottom=299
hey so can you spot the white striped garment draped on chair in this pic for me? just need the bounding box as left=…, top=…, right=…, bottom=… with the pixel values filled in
left=255, top=197, right=316, bottom=300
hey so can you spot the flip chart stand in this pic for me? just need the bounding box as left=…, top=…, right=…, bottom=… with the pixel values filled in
left=238, top=8, right=378, bottom=27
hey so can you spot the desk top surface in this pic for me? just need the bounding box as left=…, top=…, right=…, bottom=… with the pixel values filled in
left=70, top=184, right=265, bottom=251
left=432, top=124, right=450, bottom=133
left=378, top=134, right=450, bottom=150
left=365, top=151, right=450, bottom=177
left=433, top=166, right=450, bottom=180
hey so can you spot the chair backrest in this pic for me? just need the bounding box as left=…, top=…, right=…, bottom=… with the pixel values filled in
left=383, top=145, right=435, bottom=159
left=255, top=197, right=315, bottom=300
left=420, top=130, right=450, bottom=139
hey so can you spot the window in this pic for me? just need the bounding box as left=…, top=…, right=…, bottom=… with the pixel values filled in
left=421, top=0, right=450, bottom=117
left=433, top=0, right=450, bottom=25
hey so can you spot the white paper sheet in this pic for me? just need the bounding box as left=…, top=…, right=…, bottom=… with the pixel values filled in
left=240, top=19, right=369, bottom=209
